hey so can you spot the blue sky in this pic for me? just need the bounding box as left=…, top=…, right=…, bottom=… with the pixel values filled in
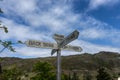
left=0, top=0, right=120, bottom=58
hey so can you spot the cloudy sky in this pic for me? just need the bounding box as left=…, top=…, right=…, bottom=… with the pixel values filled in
left=0, top=0, right=120, bottom=58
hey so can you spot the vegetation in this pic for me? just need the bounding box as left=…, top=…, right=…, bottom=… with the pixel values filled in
left=31, top=61, right=70, bottom=80
left=83, top=71, right=92, bottom=80
left=0, top=4, right=16, bottom=53
left=0, top=65, right=22, bottom=80
left=31, top=62, right=56, bottom=80
left=96, top=67, right=113, bottom=80
left=0, top=5, right=23, bottom=79
left=0, top=51, right=119, bottom=80
left=71, top=71, right=79, bottom=80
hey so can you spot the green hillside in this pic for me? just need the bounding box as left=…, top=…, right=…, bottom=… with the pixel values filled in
left=0, top=51, right=120, bottom=80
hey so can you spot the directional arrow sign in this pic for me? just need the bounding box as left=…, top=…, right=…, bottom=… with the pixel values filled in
left=51, top=45, right=82, bottom=55
left=25, top=40, right=82, bottom=52
left=25, top=40, right=58, bottom=49
left=58, top=30, right=79, bottom=48
left=62, top=45, right=82, bottom=52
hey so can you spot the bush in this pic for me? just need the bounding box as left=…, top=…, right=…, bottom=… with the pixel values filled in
left=96, top=67, right=113, bottom=80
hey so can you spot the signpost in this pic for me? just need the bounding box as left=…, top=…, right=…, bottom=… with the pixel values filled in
left=25, top=40, right=82, bottom=52
left=25, top=30, right=82, bottom=80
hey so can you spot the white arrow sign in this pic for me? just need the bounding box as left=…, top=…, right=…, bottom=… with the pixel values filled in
left=51, top=45, right=82, bottom=55
left=63, top=45, right=82, bottom=52
left=58, top=30, right=79, bottom=48
left=25, top=40, right=82, bottom=52
left=25, top=40, right=58, bottom=49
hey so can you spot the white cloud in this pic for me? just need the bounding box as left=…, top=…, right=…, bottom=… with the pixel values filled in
left=0, top=0, right=120, bottom=58
left=88, top=0, right=120, bottom=10
left=78, top=14, right=110, bottom=29
left=0, top=0, right=37, bottom=14
left=0, top=0, right=79, bottom=33
left=0, top=17, right=54, bottom=42
left=77, top=15, right=120, bottom=44
left=16, top=46, right=52, bottom=57
left=80, top=25, right=120, bottom=43
left=81, top=28, right=105, bottom=39
left=73, top=40, right=120, bottom=53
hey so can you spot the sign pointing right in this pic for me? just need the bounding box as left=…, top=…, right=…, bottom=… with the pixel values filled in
left=58, top=30, right=79, bottom=48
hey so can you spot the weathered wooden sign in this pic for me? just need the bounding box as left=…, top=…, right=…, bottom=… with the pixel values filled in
left=25, top=30, right=82, bottom=80
left=58, top=30, right=79, bottom=48
left=25, top=40, right=82, bottom=52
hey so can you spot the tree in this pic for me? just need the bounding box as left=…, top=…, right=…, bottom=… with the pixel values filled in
left=0, top=5, right=22, bottom=76
left=71, top=71, right=79, bottom=80
left=83, top=70, right=92, bottom=80
left=31, top=61, right=70, bottom=80
left=96, top=67, right=113, bottom=80
left=0, top=5, right=15, bottom=53
left=0, top=3, right=24, bottom=53
left=0, top=65, right=22, bottom=80
left=31, top=61, right=56, bottom=80
left=62, top=73, right=70, bottom=80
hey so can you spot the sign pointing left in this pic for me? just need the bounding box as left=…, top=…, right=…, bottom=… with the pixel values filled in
left=25, top=40, right=82, bottom=52
left=25, top=40, right=58, bottom=49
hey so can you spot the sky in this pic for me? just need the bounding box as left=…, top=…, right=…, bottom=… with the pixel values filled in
left=0, top=0, right=120, bottom=58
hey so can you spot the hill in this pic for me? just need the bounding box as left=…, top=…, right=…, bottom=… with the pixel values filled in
left=0, top=51, right=120, bottom=71
left=0, top=51, right=120, bottom=79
